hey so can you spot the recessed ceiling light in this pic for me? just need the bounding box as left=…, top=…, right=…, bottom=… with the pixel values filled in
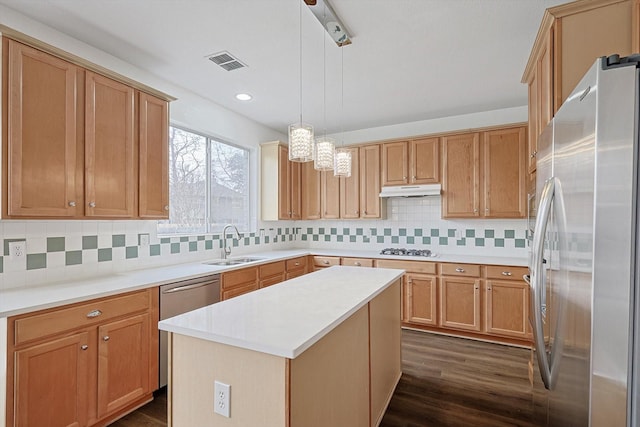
left=235, top=93, right=252, bottom=101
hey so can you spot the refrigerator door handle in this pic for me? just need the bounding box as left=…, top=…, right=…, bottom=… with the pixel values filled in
left=530, top=177, right=555, bottom=389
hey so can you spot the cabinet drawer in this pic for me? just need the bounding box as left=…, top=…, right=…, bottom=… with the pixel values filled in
left=440, top=263, right=481, bottom=277
left=260, top=274, right=284, bottom=288
left=486, top=265, right=528, bottom=281
left=375, top=259, right=436, bottom=275
left=313, top=256, right=341, bottom=268
left=286, top=256, right=307, bottom=271
left=222, top=283, right=258, bottom=300
left=286, top=269, right=306, bottom=280
left=222, top=267, right=258, bottom=290
left=341, top=257, right=373, bottom=267
left=14, top=290, right=151, bottom=346
left=259, top=261, right=286, bottom=278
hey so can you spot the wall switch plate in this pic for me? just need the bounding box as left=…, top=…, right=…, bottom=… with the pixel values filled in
left=138, top=233, right=150, bottom=247
left=214, top=381, right=230, bottom=418
left=9, top=241, right=26, bottom=260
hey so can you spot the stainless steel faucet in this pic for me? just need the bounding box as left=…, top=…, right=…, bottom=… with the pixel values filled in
left=222, top=224, right=241, bottom=259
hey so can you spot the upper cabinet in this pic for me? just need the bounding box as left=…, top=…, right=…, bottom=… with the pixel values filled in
left=523, top=0, right=639, bottom=172
left=381, top=138, right=439, bottom=186
left=2, top=36, right=173, bottom=219
left=340, top=145, right=385, bottom=219
left=442, top=126, right=526, bottom=219
left=301, top=162, right=321, bottom=220
left=260, top=143, right=301, bottom=221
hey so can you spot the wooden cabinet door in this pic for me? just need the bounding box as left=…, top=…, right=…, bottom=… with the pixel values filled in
left=410, top=137, right=439, bottom=184
left=15, top=332, right=90, bottom=427
left=301, top=162, right=321, bottom=219
left=381, top=141, right=408, bottom=186
left=441, top=133, right=480, bottom=218
left=539, top=27, right=554, bottom=133
left=439, top=277, right=481, bottom=332
left=85, top=71, right=135, bottom=217
left=486, top=280, right=531, bottom=339
left=527, top=72, right=539, bottom=174
left=139, top=92, right=169, bottom=218
left=359, top=144, right=382, bottom=218
left=5, top=40, right=83, bottom=217
left=97, top=313, right=150, bottom=418
left=405, top=273, right=437, bottom=326
left=321, top=171, right=340, bottom=219
left=339, top=147, right=360, bottom=219
left=482, top=127, right=526, bottom=218
left=290, top=160, right=302, bottom=220
left=277, top=146, right=291, bottom=219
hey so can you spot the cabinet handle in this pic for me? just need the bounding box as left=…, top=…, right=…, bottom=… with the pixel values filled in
left=68, top=201, right=76, bottom=207
left=403, top=176, right=407, bottom=180
left=501, top=271, right=512, bottom=276
left=474, top=208, right=478, bottom=213
left=412, top=176, right=416, bottom=180
left=355, top=262, right=361, bottom=266
left=487, top=286, right=492, bottom=291
left=164, top=205, right=169, bottom=211
left=81, top=345, right=88, bottom=351
left=474, top=286, right=479, bottom=290
left=86, top=309, right=102, bottom=318
left=88, top=201, right=96, bottom=208
left=455, top=267, right=465, bottom=273
left=485, top=208, right=489, bottom=212
left=364, top=210, right=368, bottom=215
left=103, top=336, right=110, bottom=342
left=323, top=260, right=329, bottom=265
left=530, top=153, right=535, bottom=159
left=295, top=262, right=300, bottom=266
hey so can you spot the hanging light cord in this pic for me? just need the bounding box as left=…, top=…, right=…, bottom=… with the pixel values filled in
left=340, top=44, right=344, bottom=146
left=322, top=2, right=327, bottom=137
left=299, top=0, right=303, bottom=124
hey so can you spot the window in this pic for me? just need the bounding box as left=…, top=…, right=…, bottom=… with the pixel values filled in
left=158, top=126, right=250, bottom=234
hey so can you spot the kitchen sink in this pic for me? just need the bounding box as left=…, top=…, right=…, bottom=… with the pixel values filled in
left=204, top=257, right=265, bottom=266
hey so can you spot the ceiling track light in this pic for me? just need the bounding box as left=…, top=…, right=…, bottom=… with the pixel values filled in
left=304, top=0, right=352, bottom=47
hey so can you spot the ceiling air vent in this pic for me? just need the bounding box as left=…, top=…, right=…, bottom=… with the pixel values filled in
left=206, top=51, right=247, bottom=71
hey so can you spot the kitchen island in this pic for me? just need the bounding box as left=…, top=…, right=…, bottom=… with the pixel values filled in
left=159, top=266, right=404, bottom=427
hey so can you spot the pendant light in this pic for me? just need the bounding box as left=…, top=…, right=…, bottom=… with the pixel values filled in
left=289, top=0, right=314, bottom=162
left=334, top=45, right=351, bottom=177
left=314, top=1, right=335, bottom=171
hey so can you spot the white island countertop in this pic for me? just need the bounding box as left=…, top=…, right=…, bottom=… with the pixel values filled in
left=158, top=266, right=404, bottom=359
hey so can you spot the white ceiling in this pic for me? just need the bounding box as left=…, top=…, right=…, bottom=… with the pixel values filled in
left=0, top=0, right=567, bottom=135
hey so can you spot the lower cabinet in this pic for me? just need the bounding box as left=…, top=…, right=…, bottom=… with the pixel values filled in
left=439, top=276, right=481, bottom=332
left=404, top=273, right=437, bottom=326
left=285, top=256, right=308, bottom=280
left=7, top=289, right=158, bottom=427
left=221, top=267, right=259, bottom=300
left=485, top=265, right=531, bottom=340
left=259, top=261, right=286, bottom=288
left=313, top=255, right=340, bottom=271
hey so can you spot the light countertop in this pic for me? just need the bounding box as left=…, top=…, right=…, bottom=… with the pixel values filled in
left=0, top=248, right=527, bottom=318
left=158, top=266, right=404, bottom=358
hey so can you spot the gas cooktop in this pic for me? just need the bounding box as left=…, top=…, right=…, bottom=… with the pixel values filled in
left=379, top=248, right=435, bottom=257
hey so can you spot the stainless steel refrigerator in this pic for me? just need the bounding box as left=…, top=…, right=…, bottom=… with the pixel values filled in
left=529, top=54, right=640, bottom=426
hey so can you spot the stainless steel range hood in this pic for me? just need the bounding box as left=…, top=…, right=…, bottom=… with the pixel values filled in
left=379, top=184, right=441, bottom=198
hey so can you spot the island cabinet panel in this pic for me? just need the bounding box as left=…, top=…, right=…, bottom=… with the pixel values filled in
left=439, top=277, right=481, bottom=332
left=14, top=332, right=90, bottom=427
left=4, top=39, right=83, bottom=218
left=404, top=273, right=438, bottom=326
left=290, top=306, right=370, bottom=427
left=7, top=289, right=158, bottom=427
left=369, top=281, right=402, bottom=427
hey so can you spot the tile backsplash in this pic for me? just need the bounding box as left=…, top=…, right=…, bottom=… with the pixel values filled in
left=0, top=198, right=527, bottom=290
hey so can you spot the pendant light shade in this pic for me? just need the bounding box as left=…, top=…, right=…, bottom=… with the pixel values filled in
left=334, top=148, right=352, bottom=177
left=314, top=137, right=335, bottom=171
left=288, top=123, right=314, bottom=162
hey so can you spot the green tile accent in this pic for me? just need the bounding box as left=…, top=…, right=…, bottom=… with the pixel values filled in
left=391, top=236, right=399, bottom=244
left=319, top=227, right=325, bottom=235
left=0, top=257, right=3, bottom=273
left=484, top=229, right=495, bottom=238
left=150, top=244, right=161, bottom=256
left=376, top=236, right=384, bottom=244
left=505, top=230, right=515, bottom=238
left=515, top=239, right=526, bottom=248
left=307, top=227, right=313, bottom=234
left=448, top=229, right=456, bottom=237
left=98, top=248, right=112, bottom=262
left=350, top=236, right=357, bottom=243
left=324, top=235, right=331, bottom=242
left=370, top=229, right=378, bottom=236
left=26, top=253, right=46, bottom=270
left=466, top=229, right=475, bottom=238
left=265, top=236, right=270, bottom=244
left=254, top=237, right=259, bottom=244
left=301, top=235, right=307, bottom=242
left=330, top=228, right=337, bottom=235
left=337, top=235, right=344, bottom=242
left=495, top=238, right=505, bottom=247
left=82, top=235, right=98, bottom=250
left=356, top=228, right=363, bottom=236
left=170, top=243, right=180, bottom=254
left=399, top=228, right=406, bottom=236
left=430, top=229, right=439, bottom=237
left=384, top=228, right=392, bottom=236
left=46, top=237, right=64, bottom=253
left=422, top=237, right=431, bottom=245
left=407, top=237, right=415, bottom=244
left=180, top=236, right=189, bottom=242
left=313, top=235, right=319, bottom=242
left=205, top=240, right=213, bottom=250
left=126, top=246, right=138, bottom=259
left=243, top=238, right=250, bottom=245
left=414, top=229, right=423, bottom=237
left=3, top=238, right=25, bottom=256
left=160, top=237, right=170, bottom=244
left=439, top=237, right=448, bottom=245
left=65, top=250, right=82, bottom=266
left=112, top=234, right=126, bottom=247
left=457, top=238, right=466, bottom=246
left=197, top=236, right=205, bottom=241
left=188, top=242, right=197, bottom=252
left=343, top=228, right=350, bottom=235
left=475, top=238, right=485, bottom=247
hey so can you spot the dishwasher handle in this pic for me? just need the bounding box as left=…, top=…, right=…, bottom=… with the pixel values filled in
left=162, top=280, right=219, bottom=294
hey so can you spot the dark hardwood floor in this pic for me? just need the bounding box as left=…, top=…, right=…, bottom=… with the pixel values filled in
left=110, top=330, right=533, bottom=427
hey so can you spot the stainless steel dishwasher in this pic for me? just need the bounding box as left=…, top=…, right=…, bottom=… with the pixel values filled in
left=159, top=274, right=220, bottom=387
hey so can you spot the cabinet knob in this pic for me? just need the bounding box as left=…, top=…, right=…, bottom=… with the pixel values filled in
left=412, top=176, right=416, bottom=180
left=487, top=286, right=492, bottom=291
left=323, top=260, right=329, bottom=265
left=81, top=345, right=88, bottom=351
left=474, top=208, right=478, bottom=213
left=474, top=286, right=479, bottom=290
left=103, top=336, right=110, bottom=342
left=164, top=205, right=169, bottom=211
left=68, top=201, right=76, bottom=207
left=88, top=201, right=96, bottom=208
left=364, top=210, right=368, bottom=215
left=455, top=267, right=465, bottom=273
left=501, top=271, right=512, bottom=276
left=355, top=262, right=361, bottom=266
left=295, top=262, right=300, bottom=266
left=485, top=208, right=489, bottom=212
left=530, top=153, right=535, bottom=159
left=86, top=309, right=102, bottom=318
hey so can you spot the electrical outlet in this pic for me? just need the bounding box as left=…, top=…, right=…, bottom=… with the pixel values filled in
left=138, top=233, right=150, bottom=247
left=214, top=381, right=230, bottom=418
left=9, top=241, right=26, bottom=260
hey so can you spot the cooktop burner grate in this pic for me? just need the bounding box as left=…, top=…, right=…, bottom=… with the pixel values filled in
left=380, top=248, right=433, bottom=257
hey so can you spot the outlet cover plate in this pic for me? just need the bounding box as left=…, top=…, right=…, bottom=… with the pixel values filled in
left=9, top=241, right=26, bottom=260
left=214, top=381, right=230, bottom=418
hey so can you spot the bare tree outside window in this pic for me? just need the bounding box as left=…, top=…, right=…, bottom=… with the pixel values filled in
left=158, top=127, right=250, bottom=235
